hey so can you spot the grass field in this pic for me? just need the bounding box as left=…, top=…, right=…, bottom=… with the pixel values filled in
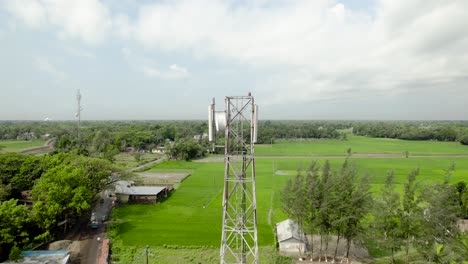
left=256, top=135, right=468, bottom=156
left=110, top=136, right=468, bottom=262
left=114, top=152, right=161, bottom=169
left=0, top=140, right=45, bottom=152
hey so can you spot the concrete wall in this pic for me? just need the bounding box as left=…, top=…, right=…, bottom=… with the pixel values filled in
left=279, top=238, right=306, bottom=255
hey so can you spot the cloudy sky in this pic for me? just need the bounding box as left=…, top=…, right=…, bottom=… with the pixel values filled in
left=1, top=0, right=467, bottom=120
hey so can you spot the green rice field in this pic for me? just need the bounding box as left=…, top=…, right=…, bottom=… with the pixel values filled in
left=256, top=135, right=468, bottom=156
left=0, top=140, right=45, bottom=153
left=110, top=136, right=468, bottom=262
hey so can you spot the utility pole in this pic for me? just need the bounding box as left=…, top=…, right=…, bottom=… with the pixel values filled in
left=209, top=95, right=259, bottom=264
left=76, top=89, right=82, bottom=139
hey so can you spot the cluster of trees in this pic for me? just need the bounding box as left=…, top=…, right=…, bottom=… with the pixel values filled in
left=257, top=121, right=346, bottom=143
left=353, top=121, right=468, bottom=144
left=281, top=160, right=371, bottom=259
left=281, top=160, right=468, bottom=263
left=52, top=121, right=210, bottom=162
left=165, top=138, right=205, bottom=161
left=0, top=152, right=118, bottom=261
left=4, top=120, right=468, bottom=161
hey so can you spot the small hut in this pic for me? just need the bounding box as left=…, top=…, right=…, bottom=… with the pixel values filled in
left=115, top=181, right=170, bottom=204
left=276, top=219, right=306, bottom=255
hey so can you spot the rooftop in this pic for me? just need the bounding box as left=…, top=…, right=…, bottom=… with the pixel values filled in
left=3, top=250, right=70, bottom=264
left=115, top=180, right=166, bottom=196
left=276, top=219, right=304, bottom=243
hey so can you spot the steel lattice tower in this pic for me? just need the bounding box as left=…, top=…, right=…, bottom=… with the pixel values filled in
left=218, top=96, right=258, bottom=264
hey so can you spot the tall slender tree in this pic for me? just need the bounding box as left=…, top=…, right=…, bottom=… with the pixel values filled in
left=401, top=168, right=421, bottom=264
left=374, top=171, right=403, bottom=263
left=304, top=160, right=320, bottom=256
left=416, top=180, right=461, bottom=262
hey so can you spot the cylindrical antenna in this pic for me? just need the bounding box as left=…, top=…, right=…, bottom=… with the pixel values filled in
left=208, top=98, right=215, bottom=142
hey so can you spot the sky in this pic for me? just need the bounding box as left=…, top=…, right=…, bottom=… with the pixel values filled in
left=1, top=0, right=467, bottom=120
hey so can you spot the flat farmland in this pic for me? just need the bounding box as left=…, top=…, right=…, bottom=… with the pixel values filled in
left=256, top=135, right=468, bottom=156
left=110, top=136, right=468, bottom=262
left=0, top=140, right=45, bottom=153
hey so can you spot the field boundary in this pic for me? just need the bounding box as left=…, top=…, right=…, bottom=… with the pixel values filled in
left=195, top=153, right=468, bottom=162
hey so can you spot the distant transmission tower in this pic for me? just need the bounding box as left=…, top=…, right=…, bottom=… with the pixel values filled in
left=76, top=89, right=83, bottom=135
left=209, top=95, right=259, bottom=264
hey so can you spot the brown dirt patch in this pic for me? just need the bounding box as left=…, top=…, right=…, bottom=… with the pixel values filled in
left=136, top=172, right=190, bottom=184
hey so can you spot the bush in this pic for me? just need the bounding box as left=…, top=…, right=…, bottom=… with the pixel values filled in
left=460, top=134, right=468, bottom=145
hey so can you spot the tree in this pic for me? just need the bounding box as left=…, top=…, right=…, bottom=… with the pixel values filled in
left=55, top=135, right=72, bottom=152
left=346, top=148, right=352, bottom=157
left=10, top=156, right=46, bottom=192
left=31, top=154, right=117, bottom=240
left=459, top=134, right=468, bottom=145
left=373, top=171, right=403, bottom=263
left=339, top=162, right=372, bottom=258
left=317, top=160, right=334, bottom=258
left=416, top=182, right=461, bottom=262
left=0, top=183, right=12, bottom=201
left=280, top=172, right=308, bottom=256
left=133, top=152, right=142, bottom=162
left=304, top=161, right=320, bottom=256
left=401, top=168, right=421, bottom=264
left=0, top=153, right=27, bottom=185
left=0, top=199, right=31, bottom=258
left=166, top=139, right=203, bottom=161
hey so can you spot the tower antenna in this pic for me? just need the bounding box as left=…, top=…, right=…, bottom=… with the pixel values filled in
left=76, top=89, right=82, bottom=135
left=209, top=95, right=259, bottom=264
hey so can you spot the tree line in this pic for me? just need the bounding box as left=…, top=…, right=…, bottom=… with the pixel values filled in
left=0, top=152, right=119, bottom=261
left=281, top=160, right=468, bottom=263
left=353, top=121, right=468, bottom=145
left=3, top=120, right=468, bottom=162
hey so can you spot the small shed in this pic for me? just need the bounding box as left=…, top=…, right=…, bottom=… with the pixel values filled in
left=115, top=181, right=170, bottom=204
left=276, top=219, right=306, bottom=254
left=151, top=146, right=166, bottom=154
left=458, top=219, right=468, bottom=233
left=3, top=250, right=70, bottom=264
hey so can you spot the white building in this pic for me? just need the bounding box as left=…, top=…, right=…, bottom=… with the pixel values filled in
left=276, top=219, right=306, bottom=255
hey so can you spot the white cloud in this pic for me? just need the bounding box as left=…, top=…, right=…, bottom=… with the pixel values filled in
left=33, top=57, right=68, bottom=82
left=4, top=0, right=468, bottom=107
left=142, top=64, right=190, bottom=80
left=4, top=0, right=113, bottom=44
left=113, top=14, right=132, bottom=39
left=4, top=0, right=46, bottom=29
left=64, top=47, right=95, bottom=59
left=130, top=0, right=468, bottom=103
left=121, top=47, right=132, bottom=58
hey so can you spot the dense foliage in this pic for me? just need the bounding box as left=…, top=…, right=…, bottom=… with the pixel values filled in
left=352, top=121, right=468, bottom=144
left=0, top=152, right=118, bottom=261
left=281, top=159, right=372, bottom=259
left=282, top=161, right=468, bottom=263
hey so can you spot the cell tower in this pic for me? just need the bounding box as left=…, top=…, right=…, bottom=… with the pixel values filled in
left=76, top=89, right=84, bottom=142
left=209, top=95, right=259, bottom=264
left=76, top=89, right=82, bottom=128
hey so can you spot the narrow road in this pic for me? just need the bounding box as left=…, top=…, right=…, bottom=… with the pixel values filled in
left=20, top=138, right=56, bottom=154
left=127, top=156, right=167, bottom=172
left=80, top=157, right=166, bottom=263
left=80, top=190, right=113, bottom=264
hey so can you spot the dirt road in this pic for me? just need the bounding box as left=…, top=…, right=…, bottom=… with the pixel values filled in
left=195, top=153, right=468, bottom=162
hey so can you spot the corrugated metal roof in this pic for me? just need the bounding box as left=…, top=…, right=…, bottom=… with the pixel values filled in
left=3, top=250, right=70, bottom=264
left=115, top=181, right=166, bottom=196
left=276, top=219, right=304, bottom=243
